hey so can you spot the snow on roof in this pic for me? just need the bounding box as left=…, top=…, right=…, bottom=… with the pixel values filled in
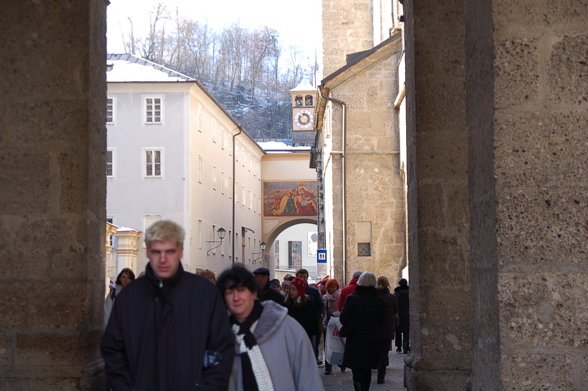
left=117, top=226, right=141, bottom=232
left=106, top=53, right=194, bottom=83
left=257, top=141, right=311, bottom=153
left=290, top=76, right=315, bottom=92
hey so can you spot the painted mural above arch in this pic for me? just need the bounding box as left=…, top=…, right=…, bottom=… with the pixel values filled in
left=263, top=181, right=318, bottom=217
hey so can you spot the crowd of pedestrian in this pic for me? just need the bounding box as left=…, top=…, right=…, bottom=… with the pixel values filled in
left=101, top=219, right=409, bottom=391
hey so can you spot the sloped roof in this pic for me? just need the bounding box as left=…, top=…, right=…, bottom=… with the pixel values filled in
left=290, top=76, right=315, bottom=92
left=321, top=32, right=402, bottom=85
left=106, top=53, right=194, bottom=82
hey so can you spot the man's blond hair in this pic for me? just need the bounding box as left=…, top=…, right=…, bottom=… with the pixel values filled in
left=144, top=220, right=185, bottom=249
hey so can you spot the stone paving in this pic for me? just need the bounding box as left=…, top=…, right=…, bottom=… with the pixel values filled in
left=321, top=351, right=406, bottom=391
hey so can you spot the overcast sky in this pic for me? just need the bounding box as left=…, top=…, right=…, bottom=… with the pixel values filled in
left=106, top=0, right=322, bottom=70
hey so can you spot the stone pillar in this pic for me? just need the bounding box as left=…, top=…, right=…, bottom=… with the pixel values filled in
left=473, top=1, right=588, bottom=389
left=113, top=228, right=142, bottom=276
left=0, top=1, right=107, bottom=389
left=404, top=0, right=473, bottom=389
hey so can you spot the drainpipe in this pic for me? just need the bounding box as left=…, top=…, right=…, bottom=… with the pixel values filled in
left=232, top=126, right=243, bottom=264
left=319, top=87, right=348, bottom=284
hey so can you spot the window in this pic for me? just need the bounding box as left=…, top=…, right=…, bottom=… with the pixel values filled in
left=106, top=97, right=115, bottom=124
left=144, top=148, right=163, bottom=178
left=242, top=185, right=245, bottom=206
left=145, top=97, right=162, bottom=124
left=212, top=166, right=217, bottom=190
left=221, top=126, right=226, bottom=149
left=358, top=243, right=372, bottom=256
left=198, top=104, right=203, bottom=131
left=211, top=225, right=217, bottom=255
left=235, top=181, right=239, bottom=203
left=228, top=230, right=233, bottom=258
left=212, top=118, right=217, bottom=142
left=143, top=215, right=162, bottom=247
left=221, top=172, right=225, bottom=194
left=106, top=149, right=115, bottom=178
left=248, top=190, right=252, bottom=209
left=198, top=219, right=203, bottom=250
left=198, top=154, right=203, bottom=183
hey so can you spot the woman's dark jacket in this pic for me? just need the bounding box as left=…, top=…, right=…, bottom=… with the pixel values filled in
left=101, top=263, right=235, bottom=390
left=286, top=297, right=319, bottom=340
left=377, top=287, right=398, bottom=341
left=394, top=285, right=410, bottom=333
left=340, top=285, right=385, bottom=369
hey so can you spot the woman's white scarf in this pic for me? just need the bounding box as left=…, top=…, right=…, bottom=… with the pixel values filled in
left=232, top=322, right=274, bottom=391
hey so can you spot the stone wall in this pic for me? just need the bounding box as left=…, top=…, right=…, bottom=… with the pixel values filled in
left=0, top=1, right=107, bottom=389
left=489, top=0, right=588, bottom=389
left=322, top=0, right=374, bottom=76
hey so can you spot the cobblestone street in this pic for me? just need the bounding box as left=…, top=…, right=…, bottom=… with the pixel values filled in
left=321, top=351, right=406, bottom=391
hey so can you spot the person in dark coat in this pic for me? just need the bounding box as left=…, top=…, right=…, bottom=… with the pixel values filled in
left=340, top=272, right=385, bottom=391
left=394, top=278, right=410, bottom=353
left=285, top=277, right=320, bottom=342
left=253, top=267, right=285, bottom=306
left=296, top=268, right=324, bottom=364
left=101, top=220, right=235, bottom=390
left=375, top=276, right=398, bottom=384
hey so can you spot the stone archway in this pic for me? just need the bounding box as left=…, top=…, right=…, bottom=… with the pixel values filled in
left=261, top=217, right=318, bottom=278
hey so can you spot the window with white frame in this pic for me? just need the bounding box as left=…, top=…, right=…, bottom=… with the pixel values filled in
left=198, top=104, right=203, bottom=131
left=143, top=215, right=162, bottom=247
left=235, top=181, right=239, bottom=203
left=198, top=154, right=203, bottom=183
left=221, top=172, right=225, bottom=195
left=248, top=190, right=252, bottom=209
left=242, top=185, right=245, bottom=206
left=235, top=142, right=239, bottom=162
left=143, top=148, right=163, bottom=178
left=229, top=177, right=233, bottom=199
left=228, top=230, right=232, bottom=258
left=212, top=166, right=217, bottom=190
left=106, top=97, right=115, bottom=124
left=106, top=148, right=115, bottom=178
left=145, top=97, right=162, bottom=124
left=198, top=219, right=203, bottom=250
left=212, top=118, right=217, bottom=143
left=221, top=126, right=225, bottom=149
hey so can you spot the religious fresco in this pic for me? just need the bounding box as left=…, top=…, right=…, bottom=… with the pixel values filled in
left=263, top=181, right=318, bottom=217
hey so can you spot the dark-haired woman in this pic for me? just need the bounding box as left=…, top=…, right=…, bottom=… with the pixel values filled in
left=284, top=277, right=319, bottom=344
left=217, top=264, right=325, bottom=391
left=104, top=268, right=135, bottom=328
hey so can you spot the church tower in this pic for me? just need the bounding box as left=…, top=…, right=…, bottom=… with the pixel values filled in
left=289, top=77, right=317, bottom=146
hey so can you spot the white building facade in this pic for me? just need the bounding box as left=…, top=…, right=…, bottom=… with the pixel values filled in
left=106, top=54, right=264, bottom=279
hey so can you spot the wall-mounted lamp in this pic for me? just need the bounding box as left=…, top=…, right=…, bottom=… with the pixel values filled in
left=252, top=241, right=267, bottom=264
left=207, top=227, right=227, bottom=256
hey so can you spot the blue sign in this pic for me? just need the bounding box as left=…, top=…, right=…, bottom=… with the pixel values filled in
left=317, top=249, right=327, bottom=264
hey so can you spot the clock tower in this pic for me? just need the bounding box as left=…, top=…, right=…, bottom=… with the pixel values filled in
left=289, top=77, right=317, bottom=146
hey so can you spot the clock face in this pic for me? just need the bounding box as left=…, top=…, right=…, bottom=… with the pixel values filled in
left=294, top=109, right=314, bottom=129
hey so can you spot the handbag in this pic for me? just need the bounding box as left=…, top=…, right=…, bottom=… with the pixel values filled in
left=325, top=317, right=345, bottom=366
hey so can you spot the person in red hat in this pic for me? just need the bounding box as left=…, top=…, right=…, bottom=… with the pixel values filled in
left=284, top=277, right=319, bottom=344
